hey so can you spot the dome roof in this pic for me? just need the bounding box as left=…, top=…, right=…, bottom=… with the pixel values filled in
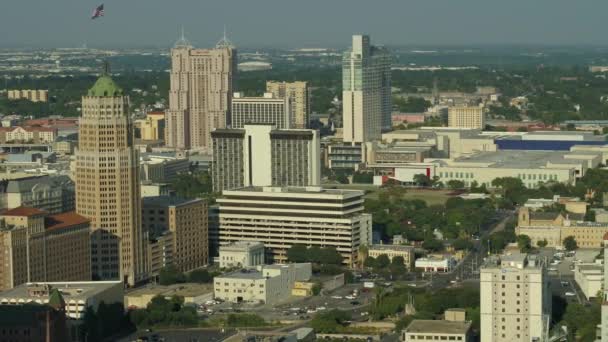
left=88, top=74, right=123, bottom=97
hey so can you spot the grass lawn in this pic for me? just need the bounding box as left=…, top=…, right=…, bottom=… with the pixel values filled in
left=323, top=183, right=456, bottom=205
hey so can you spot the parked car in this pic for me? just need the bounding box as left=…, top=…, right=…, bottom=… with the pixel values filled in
left=565, top=292, right=576, bottom=297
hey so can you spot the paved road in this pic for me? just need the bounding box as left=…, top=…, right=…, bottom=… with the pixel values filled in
left=118, top=328, right=236, bottom=342
left=427, top=211, right=514, bottom=290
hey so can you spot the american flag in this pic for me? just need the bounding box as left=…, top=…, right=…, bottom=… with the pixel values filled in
left=91, top=4, right=104, bottom=20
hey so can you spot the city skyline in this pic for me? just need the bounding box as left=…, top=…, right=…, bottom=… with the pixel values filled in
left=2, top=1, right=608, bottom=48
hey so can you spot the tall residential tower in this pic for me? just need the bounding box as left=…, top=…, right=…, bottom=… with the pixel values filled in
left=342, top=35, right=392, bottom=143
left=76, top=71, right=146, bottom=286
left=165, top=31, right=236, bottom=151
left=266, top=81, right=310, bottom=129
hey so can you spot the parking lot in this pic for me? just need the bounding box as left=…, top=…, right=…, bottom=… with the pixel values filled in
left=538, top=248, right=601, bottom=304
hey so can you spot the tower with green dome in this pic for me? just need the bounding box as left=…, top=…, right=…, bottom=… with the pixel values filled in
left=76, top=63, right=146, bottom=286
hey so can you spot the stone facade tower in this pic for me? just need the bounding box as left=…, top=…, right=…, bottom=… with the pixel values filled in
left=165, top=31, right=236, bottom=152
left=76, top=71, right=146, bottom=286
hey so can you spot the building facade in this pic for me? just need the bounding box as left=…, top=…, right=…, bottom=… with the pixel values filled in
left=266, top=81, right=310, bottom=129
left=231, top=93, right=292, bottom=129
left=516, top=207, right=608, bottom=248
left=213, top=263, right=311, bottom=304
left=219, top=241, right=265, bottom=269
left=448, top=106, right=485, bottom=129
left=342, top=35, right=392, bottom=143
left=211, top=125, right=321, bottom=192
left=217, top=186, right=372, bottom=266
left=165, top=34, right=236, bottom=151
left=0, top=208, right=91, bottom=291
left=367, top=245, right=415, bottom=269
left=0, top=175, right=74, bottom=214
left=75, top=73, right=145, bottom=286
left=136, top=111, right=165, bottom=141
left=142, top=196, right=208, bottom=272
left=0, top=126, right=56, bottom=144
left=7, top=89, right=49, bottom=103
left=480, top=254, right=551, bottom=342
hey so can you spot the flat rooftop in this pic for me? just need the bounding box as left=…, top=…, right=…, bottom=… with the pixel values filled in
left=142, top=196, right=203, bottom=207
left=217, top=269, right=266, bottom=280
left=224, top=186, right=364, bottom=198
left=126, top=283, right=214, bottom=298
left=446, top=150, right=592, bottom=168
left=405, top=320, right=471, bottom=335
left=369, top=244, right=414, bottom=251
left=0, top=281, right=122, bottom=302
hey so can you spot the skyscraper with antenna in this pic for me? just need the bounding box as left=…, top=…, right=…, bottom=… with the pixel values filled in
left=166, top=27, right=237, bottom=151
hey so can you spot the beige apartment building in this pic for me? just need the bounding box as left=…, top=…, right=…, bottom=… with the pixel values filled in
left=142, top=196, right=209, bottom=272
left=448, top=106, right=485, bottom=129
left=266, top=81, right=310, bottom=129
left=165, top=33, right=236, bottom=151
left=217, top=186, right=372, bottom=266
left=147, top=231, right=174, bottom=278
left=0, top=126, right=57, bottom=144
left=211, top=125, right=321, bottom=192
left=7, top=90, right=49, bottom=103
left=401, top=309, right=472, bottom=342
left=75, top=72, right=146, bottom=286
left=480, top=253, right=551, bottom=342
left=0, top=207, right=91, bottom=291
left=136, top=111, right=165, bottom=141
left=516, top=207, right=608, bottom=248
left=231, top=93, right=292, bottom=129
left=367, top=244, right=415, bottom=269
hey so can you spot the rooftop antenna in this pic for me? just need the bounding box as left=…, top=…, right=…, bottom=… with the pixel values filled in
left=102, top=60, right=110, bottom=75
left=216, top=24, right=234, bottom=49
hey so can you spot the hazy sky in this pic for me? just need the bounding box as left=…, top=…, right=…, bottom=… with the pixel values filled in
left=1, top=0, right=607, bottom=48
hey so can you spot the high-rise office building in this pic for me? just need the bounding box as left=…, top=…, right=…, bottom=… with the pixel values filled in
left=342, top=35, right=392, bottom=143
left=217, top=186, right=372, bottom=266
left=142, top=196, right=209, bottom=273
left=601, top=234, right=608, bottom=342
left=0, top=207, right=91, bottom=291
left=211, top=124, right=320, bottom=192
left=76, top=71, right=146, bottom=286
left=266, top=81, right=310, bottom=129
left=165, top=31, right=236, bottom=151
left=231, top=93, right=292, bottom=129
left=480, top=253, right=551, bottom=342
left=448, top=106, right=485, bottom=129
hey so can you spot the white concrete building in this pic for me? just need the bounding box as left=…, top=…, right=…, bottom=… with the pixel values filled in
left=212, top=125, right=320, bottom=192
left=213, top=263, right=312, bottom=304
left=217, top=186, right=372, bottom=266
left=432, top=150, right=602, bottom=188
left=600, top=234, right=608, bottom=342
left=415, top=256, right=455, bottom=272
left=480, top=253, right=551, bottom=342
left=401, top=310, right=472, bottom=342
left=219, top=241, right=265, bottom=268
left=574, top=263, right=603, bottom=300
left=231, top=93, right=292, bottom=129
left=343, top=35, right=391, bottom=143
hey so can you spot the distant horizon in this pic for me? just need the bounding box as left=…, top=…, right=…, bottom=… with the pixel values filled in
left=1, top=1, right=608, bottom=48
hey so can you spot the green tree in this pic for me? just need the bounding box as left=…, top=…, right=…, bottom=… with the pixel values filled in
left=584, top=210, right=596, bottom=222
left=286, top=244, right=309, bottom=263
left=391, top=256, right=405, bottom=266
left=310, top=310, right=352, bottom=333
left=375, top=254, right=390, bottom=269
left=413, top=174, right=431, bottom=187
left=537, top=239, right=548, bottom=248
left=563, top=236, right=578, bottom=251
left=364, top=256, right=377, bottom=268
left=446, top=180, right=464, bottom=190
left=516, top=234, right=532, bottom=253
left=158, top=265, right=186, bottom=285
left=188, top=269, right=212, bottom=283
left=422, top=238, right=444, bottom=252
left=226, top=313, right=267, bottom=327
left=318, top=247, right=344, bottom=265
